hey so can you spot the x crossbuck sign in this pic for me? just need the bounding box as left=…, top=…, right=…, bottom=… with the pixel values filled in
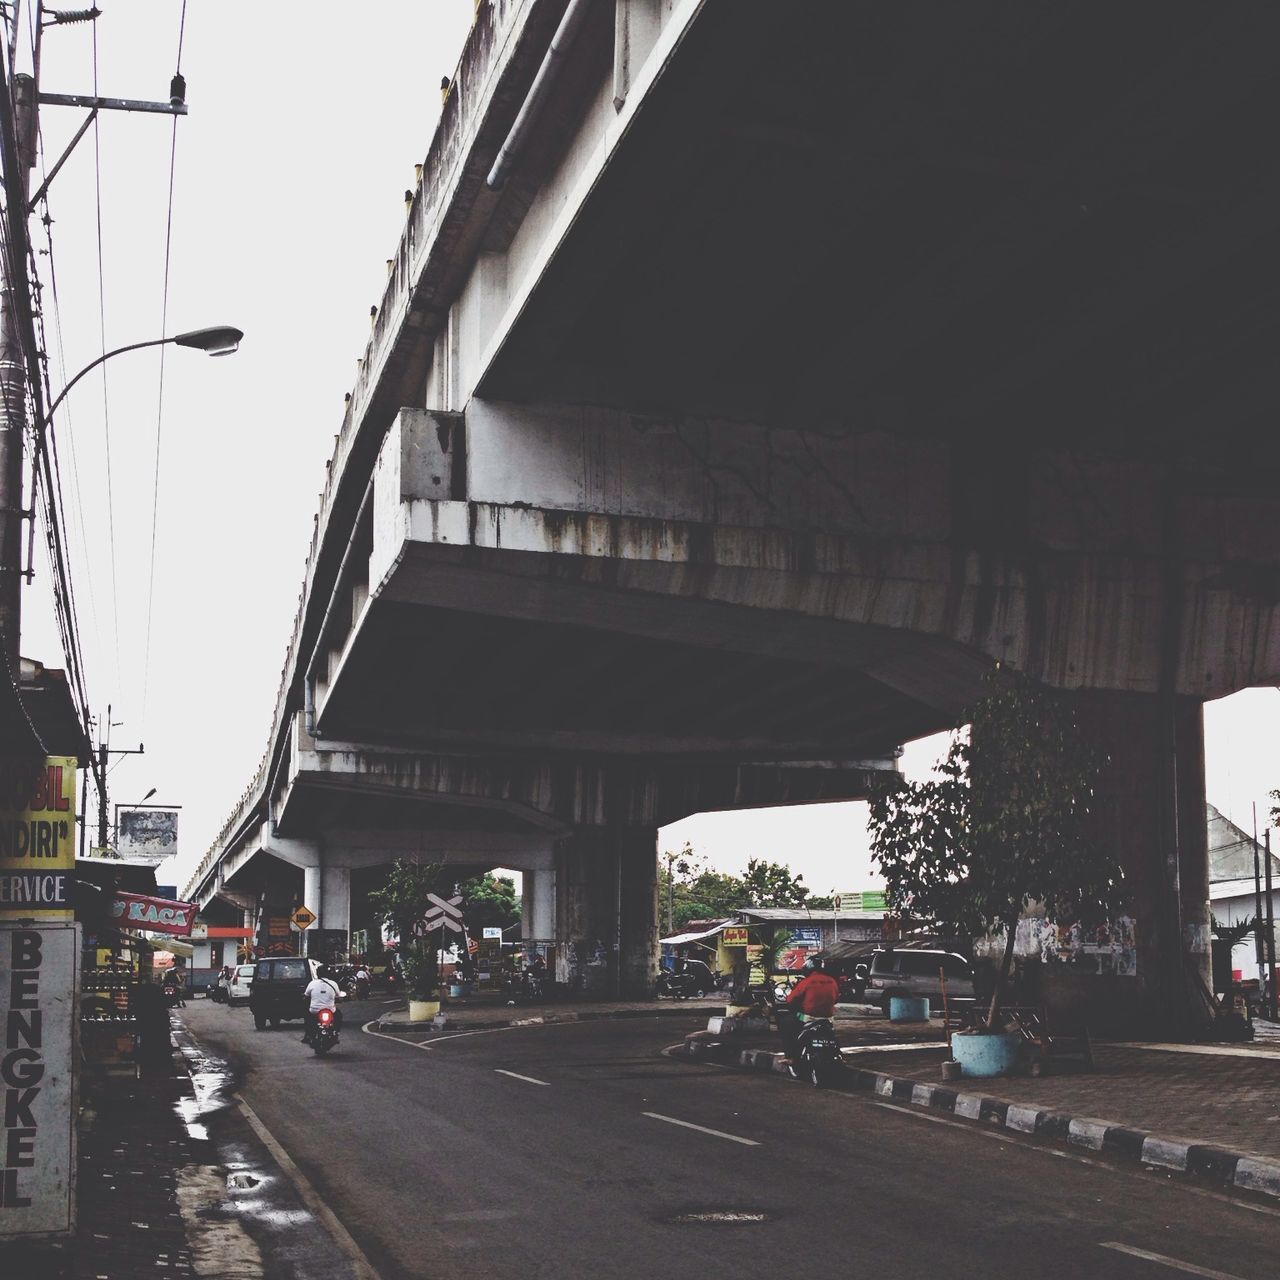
left=413, top=893, right=465, bottom=937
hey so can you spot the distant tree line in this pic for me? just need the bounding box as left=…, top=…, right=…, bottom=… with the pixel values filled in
left=659, top=842, right=827, bottom=931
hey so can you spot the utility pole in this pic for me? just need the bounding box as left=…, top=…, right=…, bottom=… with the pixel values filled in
left=1253, top=804, right=1266, bottom=986
left=0, top=58, right=38, bottom=668
left=92, top=702, right=143, bottom=855
left=1265, top=830, right=1277, bottom=1021
left=0, top=4, right=185, bottom=669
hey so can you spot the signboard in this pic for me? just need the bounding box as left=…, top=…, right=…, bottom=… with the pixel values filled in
left=290, top=906, right=317, bottom=931
left=115, top=806, right=179, bottom=867
left=482, top=927, right=503, bottom=940
left=0, top=758, right=76, bottom=920
left=722, top=927, right=750, bottom=946
left=791, top=926, right=823, bottom=945
left=109, top=892, right=199, bottom=936
left=833, top=890, right=888, bottom=913
left=0, top=923, right=79, bottom=1237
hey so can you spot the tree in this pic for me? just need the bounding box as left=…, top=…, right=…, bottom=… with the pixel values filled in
left=459, top=873, right=521, bottom=933
left=742, top=858, right=810, bottom=909
left=367, top=859, right=449, bottom=998
left=867, top=668, right=1116, bottom=1028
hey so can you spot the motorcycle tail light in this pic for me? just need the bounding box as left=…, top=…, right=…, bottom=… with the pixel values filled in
left=319, top=1009, right=333, bottom=1024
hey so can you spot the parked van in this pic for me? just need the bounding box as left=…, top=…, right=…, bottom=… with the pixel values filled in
left=864, top=948, right=975, bottom=1014
left=226, top=963, right=257, bottom=1007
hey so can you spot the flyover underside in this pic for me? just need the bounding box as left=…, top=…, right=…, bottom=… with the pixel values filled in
left=482, top=2, right=1279, bottom=464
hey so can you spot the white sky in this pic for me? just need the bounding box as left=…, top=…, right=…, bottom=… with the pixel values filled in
left=14, top=5, right=1278, bottom=897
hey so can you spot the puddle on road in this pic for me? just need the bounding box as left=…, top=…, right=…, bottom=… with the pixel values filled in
left=174, top=1039, right=238, bottom=1142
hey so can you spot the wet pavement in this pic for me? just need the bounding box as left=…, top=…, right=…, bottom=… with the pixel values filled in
left=0, top=1008, right=363, bottom=1280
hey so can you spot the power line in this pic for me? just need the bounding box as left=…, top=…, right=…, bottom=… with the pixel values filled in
left=89, top=16, right=121, bottom=686
left=141, top=0, right=188, bottom=726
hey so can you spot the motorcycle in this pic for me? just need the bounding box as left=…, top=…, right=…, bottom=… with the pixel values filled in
left=793, top=1015, right=843, bottom=1088
left=654, top=960, right=721, bottom=999
left=308, top=1007, right=340, bottom=1057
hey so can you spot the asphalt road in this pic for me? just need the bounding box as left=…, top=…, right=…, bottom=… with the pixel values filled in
left=182, top=998, right=1280, bottom=1280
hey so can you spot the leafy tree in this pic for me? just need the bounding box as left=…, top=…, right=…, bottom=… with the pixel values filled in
left=459, top=873, right=521, bottom=932
left=742, top=858, right=810, bottom=909
left=867, top=669, right=1115, bottom=1028
left=368, top=859, right=449, bottom=997
left=675, top=870, right=748, bottom=926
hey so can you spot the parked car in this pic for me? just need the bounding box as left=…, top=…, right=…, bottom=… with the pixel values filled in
left=864, top=948, right=975, bottom=1014
left=226, top=963, right=257, bottom=1007
left=248, top=956, right=330, bottom=1031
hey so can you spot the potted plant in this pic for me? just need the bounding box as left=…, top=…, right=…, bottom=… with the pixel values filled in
left=868, top=668, right=1118, bottom=1077
left=368, top=859, right=449, bottom=1022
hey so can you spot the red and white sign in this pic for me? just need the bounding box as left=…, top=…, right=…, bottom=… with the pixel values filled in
left=109, top=892, right=199, bottom=936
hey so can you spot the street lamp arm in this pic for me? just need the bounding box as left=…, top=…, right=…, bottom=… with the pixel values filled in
left=43, top=325, right=243, bottom=427
left=42, top=336, right=171, bottom=426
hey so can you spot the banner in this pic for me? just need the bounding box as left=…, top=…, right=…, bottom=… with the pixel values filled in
left=109, top=891, right=198, bottom=936
left=0, top=757, right=76, bottom=920
left=116, top=807, right=179, bottom=867
left=0, top=923, right=79, bottom=1236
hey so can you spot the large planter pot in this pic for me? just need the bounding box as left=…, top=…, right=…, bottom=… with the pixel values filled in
left=951, top=1029, right=1022, bottom=1078
left=408, top=998, right=441, bottom=1023
left=889, top=995, right=930, bottom=1022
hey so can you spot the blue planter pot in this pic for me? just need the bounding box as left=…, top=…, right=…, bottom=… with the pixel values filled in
left=889, top=995, right=930, bottom=1022
left=951, top=1030, right=1022, bottom=1077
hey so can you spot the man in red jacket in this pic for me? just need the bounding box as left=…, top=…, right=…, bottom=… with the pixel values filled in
left=781, top=957, right=841, bottom=1060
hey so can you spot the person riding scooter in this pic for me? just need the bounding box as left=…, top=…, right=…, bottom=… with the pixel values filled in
left=301, top=965, right=342, bottom=1045
left=779, top=956, right=840, bottom=1061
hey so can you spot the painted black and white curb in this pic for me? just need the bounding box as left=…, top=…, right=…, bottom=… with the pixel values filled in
left=724, top=1045, right=1280, bottom=1203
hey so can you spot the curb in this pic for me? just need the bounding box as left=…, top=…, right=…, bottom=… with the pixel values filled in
left=375, top=1003, right=717, bottom=1032
left=695, top=1040, right=1280, bottom=1204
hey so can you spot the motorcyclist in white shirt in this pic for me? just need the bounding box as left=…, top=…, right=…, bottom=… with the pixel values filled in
left=302, top=965, right=342, bottom=1044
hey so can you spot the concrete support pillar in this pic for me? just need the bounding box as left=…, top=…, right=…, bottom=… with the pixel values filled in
left=298, top=862, right=352, bottom=958
left=1076, top=691, right=1210, bottom=1035
left=555, top=829, right=658, bottom=998
left=322, top=865, right=352, bottom=935
left=522, top=867, right=555, bottom=942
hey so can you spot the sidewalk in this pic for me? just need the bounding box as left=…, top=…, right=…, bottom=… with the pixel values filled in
left=1, top=1042, right=200, bottom=1279
left=0, top=1011, right=361, bottom=1280
left=677, top=1013, right=1280, bottom=1201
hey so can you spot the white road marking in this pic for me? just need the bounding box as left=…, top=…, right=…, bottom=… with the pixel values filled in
left=235, top=1093, right=382, bottom=1280
left=363, top=1019, right=592, bottom=1049
left=494, top=1069, right=551, bottom=1086
left=643, top=1112, right=760, bottom=1146
left=1099, top=1242, right=1253, bottom=1279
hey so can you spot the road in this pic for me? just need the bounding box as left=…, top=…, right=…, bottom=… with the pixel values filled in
left=182, top=997, right=1279, bottom=1280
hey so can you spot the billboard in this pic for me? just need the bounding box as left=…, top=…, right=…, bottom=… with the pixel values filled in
left=116, top=806, right=179, bottom=867
left=0, top=923, right=79, bottom=1236
left=0, top=757, right=76, bottom=920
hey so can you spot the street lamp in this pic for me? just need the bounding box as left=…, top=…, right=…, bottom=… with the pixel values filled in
left=43, top=324, right=244, bottom=423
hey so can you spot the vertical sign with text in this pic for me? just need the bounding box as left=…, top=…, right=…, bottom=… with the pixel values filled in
left=0, top=922, right=79, bottom=1237
left=1, top=757, right=77, bottom=919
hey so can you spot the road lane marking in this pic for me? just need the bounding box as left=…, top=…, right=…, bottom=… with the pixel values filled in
left=363, top=1018, right=593, bottom=1049
left=643, top=1112, right=760, bottom=1146
left=494, top=1069, right=551, bottom=1086
left=1099, top=1243, right=1252, bottom=1279
left=235, top=1093, right=382, bottom=1280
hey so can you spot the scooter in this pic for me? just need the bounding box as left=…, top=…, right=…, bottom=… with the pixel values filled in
left=309, top=1007, right=340, bottom=1057
left=654, top=970, right=705, bottom=1000
left=793, top=1016, right=842, bottom=1088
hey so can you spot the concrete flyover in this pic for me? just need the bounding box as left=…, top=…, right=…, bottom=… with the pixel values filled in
left=188, top=2, right=1280, bottom=1023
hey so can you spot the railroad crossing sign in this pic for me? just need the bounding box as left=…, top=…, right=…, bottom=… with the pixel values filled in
left=413, top=893, right=464, bottom=936
left=291, top=905, right=317, bottom=931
